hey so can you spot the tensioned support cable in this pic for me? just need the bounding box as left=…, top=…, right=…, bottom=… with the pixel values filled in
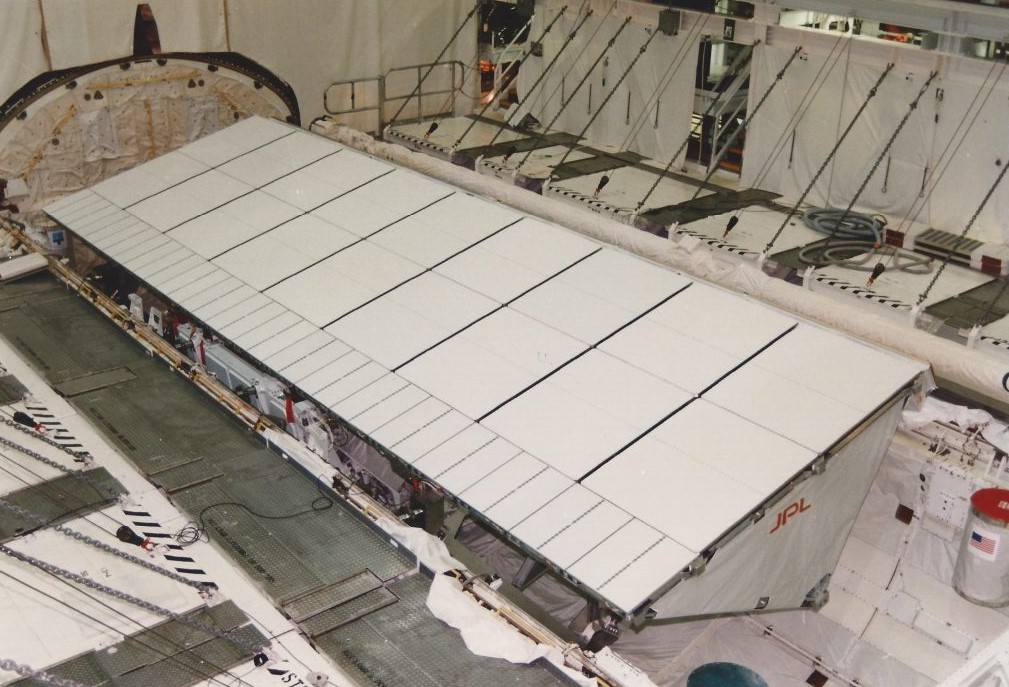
left=551, top=21, right=664, bottom=175
left=452, top=7, right=567, bottom=151
left=810, top=70, right=938, bottom=264
left=482, top=8, right=595, bottom=156
left=514, top=16, right=633, bottom=173
left=0, top=430, right=111, bottom=501
left=764, top=63, right=895, bottom=253
left=917, top=156, right=1009, bottom=307
left=0, top=498, right=213, bottom=593
left=387, top=0, right=484, bottom=128
left=0, top=659, right=86, bottom=687
left=633, top=41, right=757, bottom=212
left=0, top=544, right=266, bottom=655
left=618, top=16, right=708, bottom=153
left=684, top=45, right=804, bottom=203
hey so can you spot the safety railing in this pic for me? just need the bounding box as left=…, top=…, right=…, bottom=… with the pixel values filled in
left=709, top=59, right=752, bottom=172
left=323, top=60, right=467, bottom=134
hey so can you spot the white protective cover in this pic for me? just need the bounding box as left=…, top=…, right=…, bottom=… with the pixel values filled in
left=649, top=400, right=906, bottom=618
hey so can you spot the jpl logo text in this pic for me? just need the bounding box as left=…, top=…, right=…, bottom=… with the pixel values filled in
left=769, top=498, right=811, bottom=534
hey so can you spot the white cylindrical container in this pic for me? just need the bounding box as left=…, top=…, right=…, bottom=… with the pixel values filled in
left=953, top=487, right=1009, bottom=606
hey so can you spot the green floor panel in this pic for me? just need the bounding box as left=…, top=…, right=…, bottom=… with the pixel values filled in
left=457, top=131, right=580, bottom=160
left=284, top=569, right=383, bottom=622
left=150, top=457, right=223, bottom=493
left=303, top=587, right=398, bottom=637
left=926, top=278, right=1009, bottom=329
left=551, top=151, right=644, bottom=182
left=0, top=374, right=27, bottom=404
left=317, top=574, right=577, bottom=687
left=0, top=468, right=124, bottom=541
left=0, top=307, right=89, bottom=382
left=171, top=481, right=327, bottom=602
left=55, top=367, right=138, bottom=397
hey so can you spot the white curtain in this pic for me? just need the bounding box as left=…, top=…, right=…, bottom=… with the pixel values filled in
left=0, top=1, right=49, bottom=104
left=744, top=26, right=1009, bottom=244
left=227, top=0, right=474, bottom=127
left=40, top=0, right=226, bottom=69
left=516, top=0, right=697, bottom=164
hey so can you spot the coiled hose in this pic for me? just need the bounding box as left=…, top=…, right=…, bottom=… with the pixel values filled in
left=802, top=207, right=885, bottom=244
left=797, top=207, right=932, bottom=275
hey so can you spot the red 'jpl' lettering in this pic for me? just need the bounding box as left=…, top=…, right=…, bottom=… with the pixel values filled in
left=769, top=497, right=811, bottom=534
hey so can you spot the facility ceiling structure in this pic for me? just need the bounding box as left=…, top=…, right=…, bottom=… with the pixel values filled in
left=45, top=116, right=927, bottom=618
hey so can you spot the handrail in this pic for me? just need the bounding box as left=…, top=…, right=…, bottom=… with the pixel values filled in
left=323, top=60, right=467, bottom=134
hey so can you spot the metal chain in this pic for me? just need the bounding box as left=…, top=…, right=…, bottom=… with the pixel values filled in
left=635, top=41, right=757, bottom=212
left=515, top=16, right=633, bottom=172
left=0, top=498, right=212, bottom=593
left=0, top=432, right=115, bottom=501
left=811, top=71, right=938, bottom=263
left=388, top=0, right=484, bottom=127
left=0, top=414, right=91, bottom=463
left=452, top=6, right=567, bottom=149
left=0, top=544, right=265, bottom=655
left=766, top=63, right=895, bottom=252
left=0, top=658, right=86, bottom=687
left=917, top=156, right=1009, bottom=306
left=482, top=7, right=596, bottom=156
left=686, top=46, right=805, bottom=203
left=552, top=20, right=664, bottom=174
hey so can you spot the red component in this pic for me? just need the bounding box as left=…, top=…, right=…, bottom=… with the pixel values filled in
left=285, top=396, right=296, bottom=424
left=883, top=228, right=905, bottom=248
left=981, top=255, right=1004, bottom=276
left=972, top=488, right=1009, bottom=524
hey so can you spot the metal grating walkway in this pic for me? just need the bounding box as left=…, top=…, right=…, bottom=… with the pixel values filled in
left=315, top=574, right=578, bottom=687
left=0, top=273, right=577, bottom=687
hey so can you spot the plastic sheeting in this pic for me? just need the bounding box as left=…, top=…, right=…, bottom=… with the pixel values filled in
left=515, top=0, right=698, bottom=164
left=0, top=60, right=286, bottom=212
left=425, top=573, right=596, bottom=687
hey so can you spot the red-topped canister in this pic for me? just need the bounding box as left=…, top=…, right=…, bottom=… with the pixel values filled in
left=954, top=487, right=1009, bottom=606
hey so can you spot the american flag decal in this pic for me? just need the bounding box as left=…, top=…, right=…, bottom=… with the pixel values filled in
left=971, top=530, right=998, bottom=555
